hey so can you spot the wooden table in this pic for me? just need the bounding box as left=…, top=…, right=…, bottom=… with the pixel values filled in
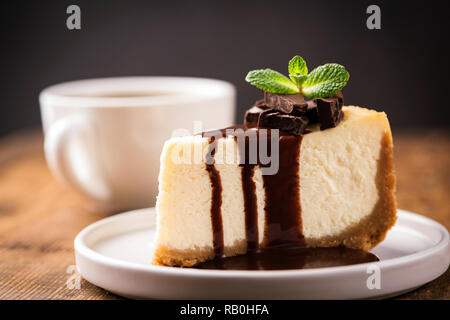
left=0, top=129, right=448, bottom=300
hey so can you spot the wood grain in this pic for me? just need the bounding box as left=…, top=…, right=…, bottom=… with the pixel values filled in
left=0, top=129, right=448, bottom=300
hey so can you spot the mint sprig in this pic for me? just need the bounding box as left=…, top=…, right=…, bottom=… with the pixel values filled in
left=245, top=55, right=349, bottom=98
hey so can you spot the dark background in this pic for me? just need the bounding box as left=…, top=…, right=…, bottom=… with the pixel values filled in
left=1, top=0, right=449, bottom=137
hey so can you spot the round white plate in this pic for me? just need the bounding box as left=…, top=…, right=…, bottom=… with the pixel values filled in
left=74, top=208, right=449, bottom=299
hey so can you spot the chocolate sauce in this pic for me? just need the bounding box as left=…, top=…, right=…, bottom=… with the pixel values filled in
left=262, top=134, right=305, bottom=247
left=239, top=135, right=259, bottom=251
left=195, top=246, right=379, bottom=270
left=204, top=136, right=224, bottom=258
left=201, top=126, right=306, bottom=254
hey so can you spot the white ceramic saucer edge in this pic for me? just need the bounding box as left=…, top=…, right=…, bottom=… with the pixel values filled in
left=74, top=208, right=449, bottom=299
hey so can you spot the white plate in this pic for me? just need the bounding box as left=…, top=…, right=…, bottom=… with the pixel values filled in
left=74, top=208, right=449, bottom=299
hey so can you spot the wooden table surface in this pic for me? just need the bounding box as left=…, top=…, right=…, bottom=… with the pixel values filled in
left=0, top=129, right=448, bottom=300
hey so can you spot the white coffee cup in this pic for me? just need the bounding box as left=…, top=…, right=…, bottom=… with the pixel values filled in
left=40, top=77, right=235, bottom=211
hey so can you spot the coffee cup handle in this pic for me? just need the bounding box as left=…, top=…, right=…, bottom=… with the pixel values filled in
left=44, top=115, right=112, bottom=203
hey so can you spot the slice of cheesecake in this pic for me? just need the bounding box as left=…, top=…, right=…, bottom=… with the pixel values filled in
left=152, top=106, right=396, bottom=267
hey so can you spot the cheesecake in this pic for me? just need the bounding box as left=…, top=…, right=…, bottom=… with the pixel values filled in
left=152, top=56, right=397, bottom=267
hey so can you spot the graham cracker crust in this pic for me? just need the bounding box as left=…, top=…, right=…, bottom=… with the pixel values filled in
left=152, top=239, right=247, bottom=267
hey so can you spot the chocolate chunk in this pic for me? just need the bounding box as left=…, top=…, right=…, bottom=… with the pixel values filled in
left=244, top=91, right=344, bottom=134
left=306, top=102, right=319, bottom=123
left=315, top=92, right=344, bottom=130
left=335, top=91, right=344, bottom=106
left=244, top=101, right=269, bottom=128
left=264, top=92, right=308, bottom=114
left=258, top=110, right=309, bottom=136
left=291, top=99, right=318, bottom=123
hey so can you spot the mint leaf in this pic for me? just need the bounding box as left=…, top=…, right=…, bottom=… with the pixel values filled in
left=288, top=55, right=308, bottom=77
left=245, top=69, right=299, bottom=94
left=302, top=63, right=349, bottom=98
left=288, top=56, right=308, bottom=88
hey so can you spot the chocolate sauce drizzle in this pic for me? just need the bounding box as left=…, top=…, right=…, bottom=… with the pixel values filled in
left=237, top=131, right=306, bottom=250
left=261, top=134, right=305, bottom=247
left=203, top=126, right=306, bottom=257
left=204, top=136, right=224, bottom=258
left=239, top=135, right=259, bottom=251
